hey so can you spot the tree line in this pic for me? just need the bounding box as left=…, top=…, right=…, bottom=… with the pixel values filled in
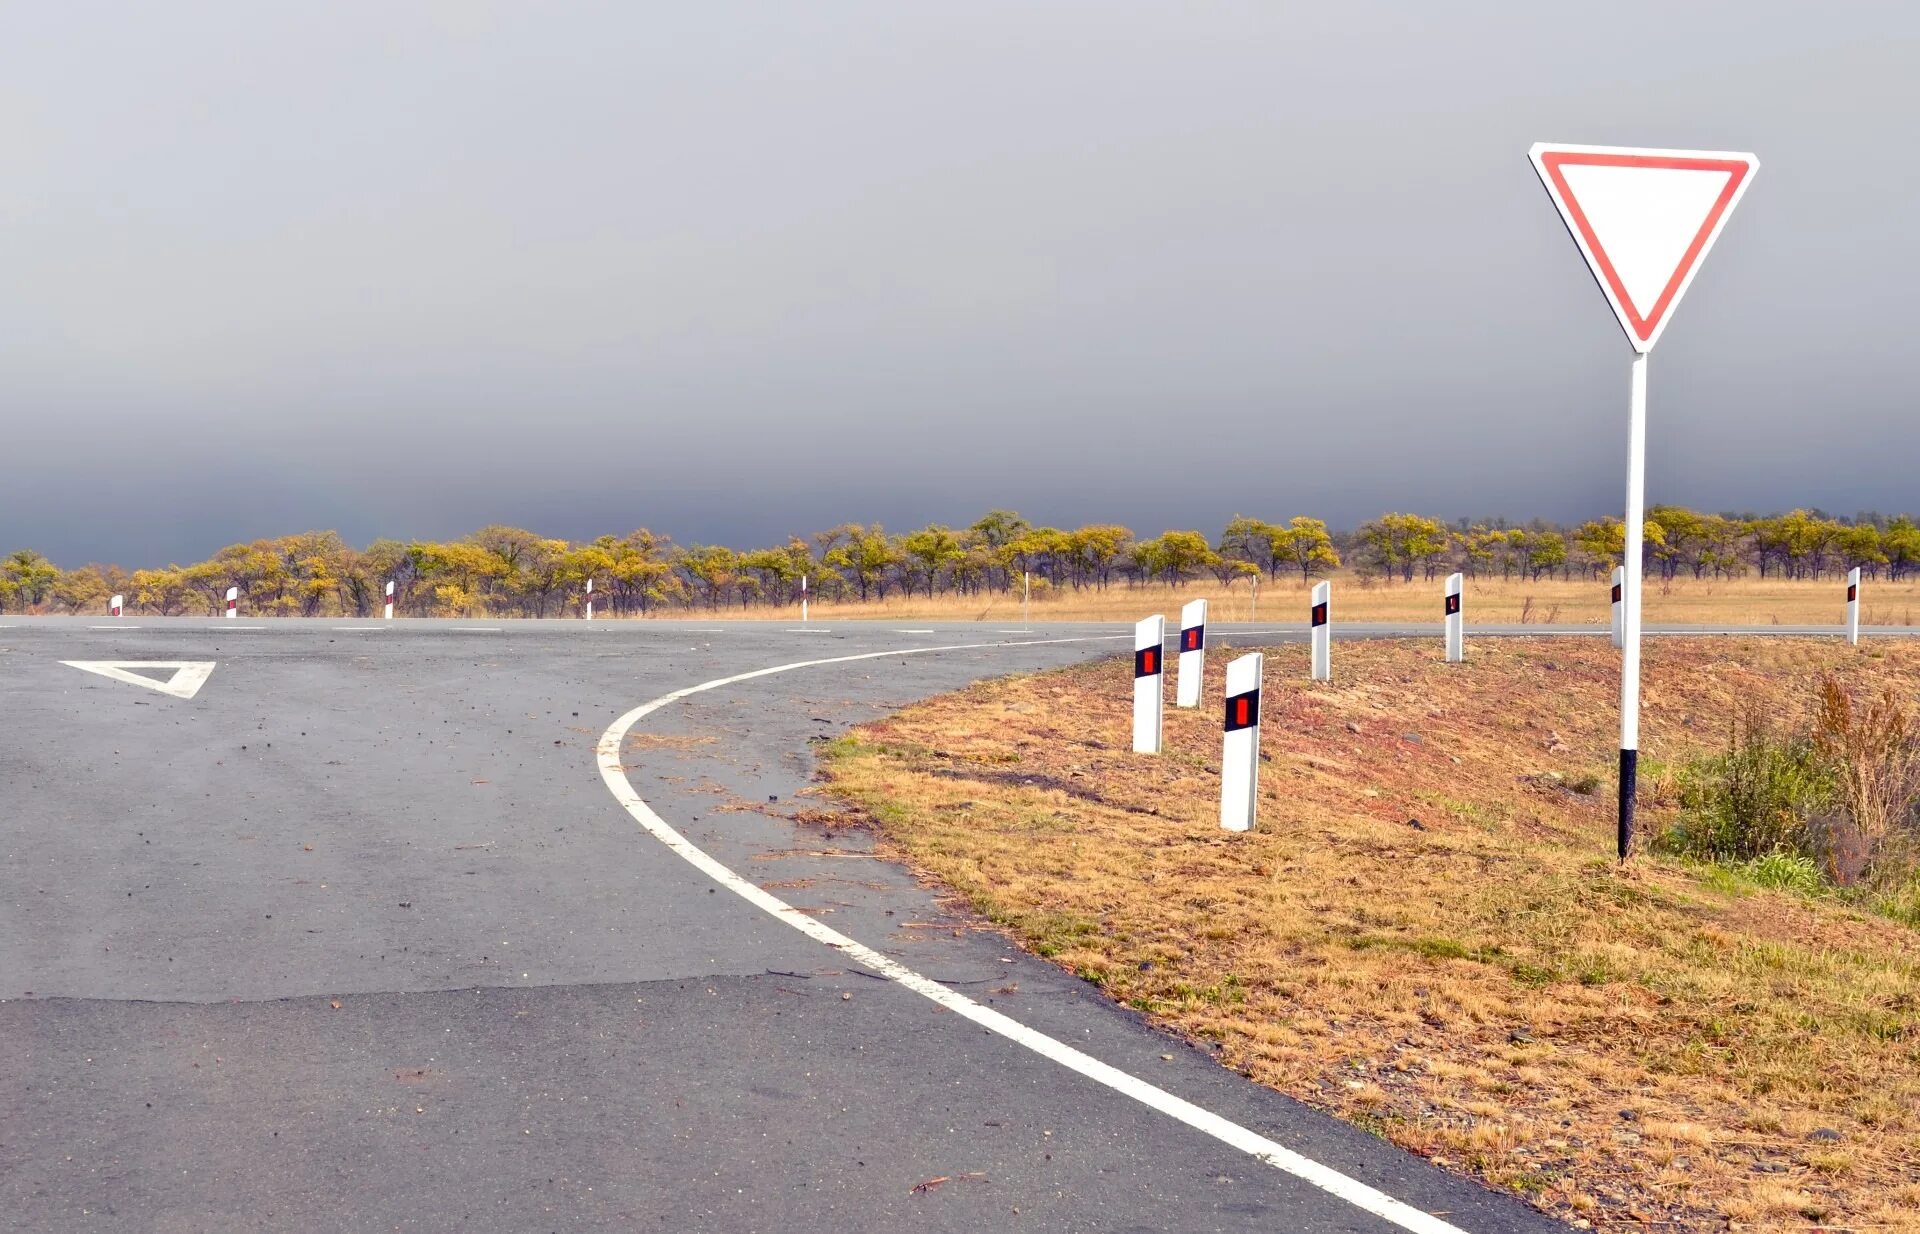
left=3, top=507, right=1916, bottom=617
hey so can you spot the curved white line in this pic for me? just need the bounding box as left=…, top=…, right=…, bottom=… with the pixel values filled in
left=596, top=635, right=1471, bottom=1234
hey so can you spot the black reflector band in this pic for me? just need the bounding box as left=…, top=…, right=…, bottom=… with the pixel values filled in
left=1310, top=602, right=1328, bottom=627
left=1134, top=647, right=1160, bottom=678
left=1224, top=689, right=1260, bottom=732
left=1181, top=625, right=1204, bottom=651
left=1444, top=593, right=1460, bottom=616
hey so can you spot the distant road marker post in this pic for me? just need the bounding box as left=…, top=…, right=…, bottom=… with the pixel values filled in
left=1444, top=572, right=1464, bottom=663
left=384, top=580, right=395, bottom=621
left=1847, top=568, right=1861, bottom=645
left=1220, top=652, right=1264, bottom=832
left=1310, top=581, right=1330, bottom=682
left=224, top=586, right=238, bottom=619
left=800, top=574, right=809, bottom=625
left=1610, top=566, right=1624, bottom=649
left=1176, top=598, right=1207, bottom=708
left=585, top=576, right=594, bottom=621
left=109, top=593, right=123, bottom=618
left=1530, top=141, right=1758, bottom=860
left=1132, top=614, right=1165, bottom=754
left=1022, top=571, right=1031, bottom=630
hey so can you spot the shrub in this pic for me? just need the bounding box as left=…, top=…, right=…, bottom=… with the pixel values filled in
left=1662, top=704, right=1834, bottom=862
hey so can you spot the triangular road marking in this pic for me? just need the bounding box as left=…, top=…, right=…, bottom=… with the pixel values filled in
left=61, top=661, right=216, bottom=700
left=1530, top=143, right=1757, bottom=352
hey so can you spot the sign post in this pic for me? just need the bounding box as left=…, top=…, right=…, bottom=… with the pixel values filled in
left=1531, top=142, right=1757, bottom=860
left=1220, top=651, right=1264, bottom=832
left=1309, top=581, right=1330, bottom=682
left=1444, top=572, right=1464, bottom=663
left=1609, top=566, right=1624, bottom=649
left=1846, top=567, right=1861, bottom=645
left=1176, top=598, right=1207, bottom=708
left=1132, top=614, right=1165, bottom=754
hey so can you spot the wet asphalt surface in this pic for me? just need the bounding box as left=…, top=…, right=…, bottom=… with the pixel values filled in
left=10, top=615, right=1875, bottom=1232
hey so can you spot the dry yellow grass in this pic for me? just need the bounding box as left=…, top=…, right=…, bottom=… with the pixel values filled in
left=639, top=574, right=1920, bottom=626
left=818, top=638, right=1920, bottom=1229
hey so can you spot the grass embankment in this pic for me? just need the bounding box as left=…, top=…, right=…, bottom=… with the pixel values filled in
left=817, top=639, right=1920, bottom=1229
left=654, top=575, right=1920, bottom=626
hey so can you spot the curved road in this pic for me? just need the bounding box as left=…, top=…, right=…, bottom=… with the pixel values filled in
left=5, top=617, right=1892, bottom=1231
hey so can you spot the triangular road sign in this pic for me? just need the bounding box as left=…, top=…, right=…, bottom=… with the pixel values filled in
left=61, top=661, right=216, bottom=700
left=1530, top=143, right=1758, bottom=352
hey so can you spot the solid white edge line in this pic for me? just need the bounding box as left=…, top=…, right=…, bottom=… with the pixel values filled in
left=595, top=635, right=1471, bottom=1234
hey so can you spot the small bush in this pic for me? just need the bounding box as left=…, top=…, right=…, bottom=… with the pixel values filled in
left=1743, top=853, right=1827, bottom=897
left=1662, top=705, right=1834, bottom=862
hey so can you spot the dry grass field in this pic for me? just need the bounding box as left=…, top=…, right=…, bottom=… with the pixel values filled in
left=816, top=638, right=1920, bottom=1229
left=655, top=574, right=1920, bottom=626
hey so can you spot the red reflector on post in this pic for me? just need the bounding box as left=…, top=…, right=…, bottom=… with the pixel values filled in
left=1223, top=689, right=1260, bottom=732
left=1310, top=602, right=1328, bottom=627
left=1134, top=647, right=1160, bottom=678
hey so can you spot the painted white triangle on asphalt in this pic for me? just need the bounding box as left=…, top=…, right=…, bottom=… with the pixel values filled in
left=60, top=661, right=216, bottom=700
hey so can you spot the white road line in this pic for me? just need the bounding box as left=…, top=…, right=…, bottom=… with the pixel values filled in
left=210, top=625, right=266, bottom=630
left=90, top=625, right=144, bottom=630
left=596, top=636, right=1470, bottom=1234
left=452, top=626, right=503, bottom=632
left=893, top=628, right=936, bottom=634
left=785, top=628, right=832, bottom=633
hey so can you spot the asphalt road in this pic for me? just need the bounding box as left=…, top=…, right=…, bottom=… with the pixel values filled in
left=5, top=616, right=1896, bottom=1232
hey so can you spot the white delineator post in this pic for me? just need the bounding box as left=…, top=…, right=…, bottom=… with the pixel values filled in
left=1530, top=141, right=1757, bottom=862
left=109, top=593, right=124, bottom=618
left=1610, top=566, right=1624, bottom=649
left=1176, top=598, right=1207, bottom=708
left=800, top=574, right=808, bottom=624
left=1249, top=574, right=1258, bottom=622
left=384, top=580, right=395, bottom=621
left=1132, top=614, right=1165, bottom=754
left=1023, top=571, right=1031, bottom=629
left=1846, top=567, right=1861, bottom=645
left=1309, top=580, right=1330, bottom=682
left=225, top=586, right=238, bottom=619
left=585, top=577, right=594, bottom=621
left=1219, top=651, right=1264, bottom=832
left=1444, top=572, right=1464, bottom=663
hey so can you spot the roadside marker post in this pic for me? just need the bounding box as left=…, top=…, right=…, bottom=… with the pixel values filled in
left=1249, top=574, right=1257, bottom=622
left=384, top=580, right=395, bottom=621
left=1444, top=572, right=1464, bottom=663
left=1132, top=614, right=1165, bottom=754
left=585, top=577, right=594, bottom=621
left=1847, top=568, right=1861, bottom=645
left=1310, top=581, right=1330, bottom=682
left=1530, top=141, right=1757, bottom=860
left=1220, top=651, right=1264, bottom=832
left=109, top=593, right=123, bottom=618
left=1176, top=598, right=1207, bottom=708
left=1023, top=571, right=1031, bottom=630
left=801, top=574, right=809, bottom=624
left=1610, top=566, right=1624, bottom=649
left=224, top=586, right=238, bottom=619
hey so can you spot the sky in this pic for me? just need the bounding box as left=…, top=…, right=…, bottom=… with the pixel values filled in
left=4, top=1, right=1918, bottom=566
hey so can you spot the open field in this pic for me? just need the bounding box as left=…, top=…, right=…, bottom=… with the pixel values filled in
left=641, top=575, right=1920, bottom=627
left=818, top=638, right=1920, bottom=1229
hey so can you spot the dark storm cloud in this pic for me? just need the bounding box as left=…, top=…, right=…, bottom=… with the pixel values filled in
left=3, top=1, right=1916, bottom=565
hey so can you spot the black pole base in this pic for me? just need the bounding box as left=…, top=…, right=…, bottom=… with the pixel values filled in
left=1617, top=747, right=1638, bottom=861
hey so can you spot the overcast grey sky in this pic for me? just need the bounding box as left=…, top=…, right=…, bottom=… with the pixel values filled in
left=4, top=1, right=1917, bottom=565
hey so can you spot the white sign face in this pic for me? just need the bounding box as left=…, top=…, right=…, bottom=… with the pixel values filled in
left=1529, top=143, right=1757, bottom=352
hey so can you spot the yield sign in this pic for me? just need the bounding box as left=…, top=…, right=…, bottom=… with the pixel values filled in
left=61, top=661, right=216, bottom=700
left=1530, top=143, right=1758, bottom=352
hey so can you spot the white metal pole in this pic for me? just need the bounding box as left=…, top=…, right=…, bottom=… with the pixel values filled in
left=1250, top=573, right=1258, bottom=622
left=585, top=577, right=594, bottom=621
left=1023, top=571, right=1031, bottom=629
left=801, top=574, right=808, bottom=624
left=1610, top=566, right=1624, bottom=649
left=1176, top=598, right=1207, bottom=708
left=1131, top=614, right=1165, bottom=754
left=1310, top=580, right=1331, bottom=682
left=1219, top=651, right=1264, bottom=832
left=384, top=580, right=395, bottom=621
left=1846, top=567, right=1860, bottom=645
left=225, top=586, right=238, bottom=619
left=110, top=593, right=123, bottom=618
left=1444, top=572, right=1464, bottom=662
left=1618, top=352, right=1648, bottom=860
